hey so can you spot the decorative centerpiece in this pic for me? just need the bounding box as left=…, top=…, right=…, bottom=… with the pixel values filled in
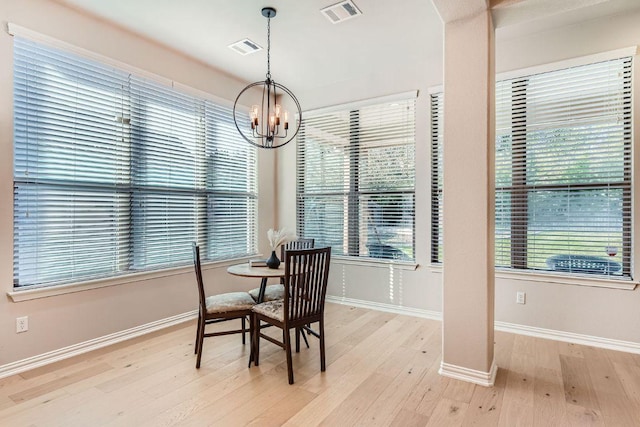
left=266, top=228, right=297, bottom=269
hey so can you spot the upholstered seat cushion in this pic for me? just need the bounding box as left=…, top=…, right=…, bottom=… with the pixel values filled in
left=248, top=284, right=285, bottom=302
left=205, top=291, right=255, bottom=314
left=252, top=299, right=284, bottom=321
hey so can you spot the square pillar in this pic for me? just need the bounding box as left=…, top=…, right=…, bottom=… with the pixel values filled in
left=439, top=9, right=496, bottom=386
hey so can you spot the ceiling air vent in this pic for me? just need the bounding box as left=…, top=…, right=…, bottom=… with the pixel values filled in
left=321, top=0, right=362, bottom=24
left=228, top=39, right=262, bottom=56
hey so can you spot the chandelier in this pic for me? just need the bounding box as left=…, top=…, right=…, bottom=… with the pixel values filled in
left=233, top=7, right=302, bottom=149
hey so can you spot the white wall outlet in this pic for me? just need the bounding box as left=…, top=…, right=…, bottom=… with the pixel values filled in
left=516, top=291, right=526, bottom=305
left=16, top=316, right=28, bottom=333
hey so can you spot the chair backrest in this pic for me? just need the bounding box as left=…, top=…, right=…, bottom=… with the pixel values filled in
left=192, top=243, right=206, bottom=312
left=283, top=246, right=331, bottom=323
left=281, top=238, right=315, bottom=260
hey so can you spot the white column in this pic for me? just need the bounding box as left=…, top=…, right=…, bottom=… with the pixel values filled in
left=433, top=1, right=497, bottom=386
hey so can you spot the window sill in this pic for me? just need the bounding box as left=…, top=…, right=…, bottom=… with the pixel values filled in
left=7, top=256, right=256, bottom=302
left=428, top=264, right=637, bottom=290
left=333, top=255, right=418, bottom=271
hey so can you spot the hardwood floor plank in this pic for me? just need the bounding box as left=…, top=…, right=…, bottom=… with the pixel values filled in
left=558, top=342, right=584, bottom=358
left=461, top=364, right=507, bottom=426
left=533, top=337, right=561, bottom=371
left=356, top=348, right=434, bottom=426
left=8, top=363, right=112, bottom=404
left=407, top=358, right=450, bottom=418
left=245, top=388, right=318, bottom=427
left=493, top=331, right=515, bottom=370
left=443, top=378, right=476, bottom=404
left=582, top=346, right=640, bottom=426
left=559, top=355, right=601, bottom=410
left=497, top=400, right=533, bottom=427
left=389, top=409, right=429, bottom=427
left=425, top=397, right=469, bottom=426
left=613, top=360, right=640, bottom=404
left=0, top=387, right=101, bottom=427
left=319, top=372, right=393, bottom=426
left=532, top=367, right=568, bottom=426
left=563, top=402, right=604, bottom=427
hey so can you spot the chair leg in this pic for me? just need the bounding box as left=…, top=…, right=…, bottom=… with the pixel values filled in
left=241, top=316, right=246, bottom=345
left=194, top=314, right=202, bottom=354
left=254, top=318, right=261, bottom=367
left=319, top=318, right=326, bottom=372
left=295, top=327, right=301, bottom=353
left=284, top=328, right=294, bottom=384
left=249, top=313, right=258, bottom=368
left=195, top=314, right=206, bottom=369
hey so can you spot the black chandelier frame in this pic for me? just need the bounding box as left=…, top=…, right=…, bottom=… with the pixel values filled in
left=233, top=7, right=302, bottom=149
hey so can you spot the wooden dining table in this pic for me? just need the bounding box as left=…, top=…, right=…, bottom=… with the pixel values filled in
left=227, top=263, right=285, bottom=303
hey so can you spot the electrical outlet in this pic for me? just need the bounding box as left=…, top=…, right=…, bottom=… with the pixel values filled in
left=516, top=291, right=526, bottom=305
left=16, top=316, right=28, bottom=333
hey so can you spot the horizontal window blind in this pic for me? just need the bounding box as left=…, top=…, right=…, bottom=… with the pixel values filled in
left=130, top=76, right=205, bottom=269
left=430, top=92, right=444, bottom=263
left=205, top=103, right=258, bottom=260
left=13, top=36, right=257, bottom=288
left=432, top=56, right=632, bottom=279
left=297, top=97, right=416, bottom=261
left=13, top=37, right=131, bottom=286
left=496, top=58, right=632, bottom=277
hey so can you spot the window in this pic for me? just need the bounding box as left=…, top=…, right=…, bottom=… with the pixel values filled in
left=13, top=37, right=258, bottom=288
left=297, top=94, right=416, bottom=261
left=431, top=57, right=632, bottom=279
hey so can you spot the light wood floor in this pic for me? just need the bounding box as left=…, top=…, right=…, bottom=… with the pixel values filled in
left=1, top=303, right=640, bottom=426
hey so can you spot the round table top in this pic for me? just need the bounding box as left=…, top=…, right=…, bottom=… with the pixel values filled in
left=227, top=263, right=285, bottom=278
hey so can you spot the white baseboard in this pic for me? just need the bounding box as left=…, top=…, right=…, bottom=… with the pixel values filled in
left=0, top=310, right=197, bottom=380
left=494, top=320, right=640, bottom=355
left=326, top=295, right=442, bottom=321
left=326, top=295, right=640, bottom=355
left=439, top=360, right=497, bottom=387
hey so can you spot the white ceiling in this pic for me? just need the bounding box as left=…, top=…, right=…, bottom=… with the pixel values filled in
left=53, top=0, right=640, bottom=98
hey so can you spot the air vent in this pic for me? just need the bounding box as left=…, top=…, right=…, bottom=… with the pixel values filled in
left=228, top=39, right=262, bottom=56
left=321, top=0, right=362, bottom=24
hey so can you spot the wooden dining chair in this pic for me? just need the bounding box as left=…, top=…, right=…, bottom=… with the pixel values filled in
left=248, top=238, right=315, bottom=303
left=192, top=243, right=256, bottom=369
left=283, top=238, right=316, bottom=348
left=251, top=246, right=331, bottom=384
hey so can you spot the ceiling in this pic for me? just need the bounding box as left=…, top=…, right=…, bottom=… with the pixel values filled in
left=53, top=0, right=640, bottom=100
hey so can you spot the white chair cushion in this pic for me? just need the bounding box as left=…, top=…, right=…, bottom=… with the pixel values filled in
left=252, top=299, right=284, bottom=321
left=205, top=292, right=255, bottom=314
left=248, top=284, right=285, bottom=302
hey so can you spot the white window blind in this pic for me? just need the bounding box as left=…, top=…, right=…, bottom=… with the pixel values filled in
left=297, top=96, right=416, bottom=260
left=13, top=37, right=257, bottom=288
left=205, top=102, right=258, bottom=260
left=430, top=93, right=444, bottom=264
left=431, top=57, right=632, bottom=279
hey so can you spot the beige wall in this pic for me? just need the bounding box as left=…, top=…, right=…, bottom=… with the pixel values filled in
left=0, top=0, right=277, bottom=365
left=279, top=9, right=640, bottom=346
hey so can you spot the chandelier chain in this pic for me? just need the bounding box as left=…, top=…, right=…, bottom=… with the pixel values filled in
left=266, top=16, right=271, bottom=80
